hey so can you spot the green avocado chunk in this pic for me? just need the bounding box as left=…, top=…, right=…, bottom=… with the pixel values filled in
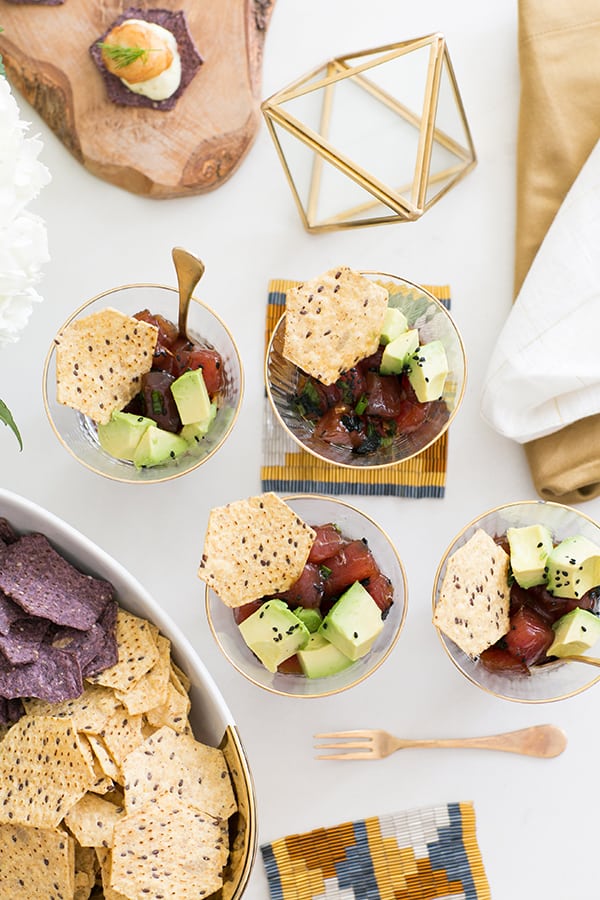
left=379, top=329, right=419, bottom=375
left=297, top=632, right=353, bottom=678
left=238, top=599, right=310, bottom=673
left=318, top=581, right=384, bottom=661
left=180, top=403, right=217, bottom=447
left=97, top=411, right=155, bottom=461
left=407, top=340, right=449, bottom=402
left=545, top=535, right=600, bottom=599
left=507, top=523, right=553, bottom=589
left=292, top=607, right=323, bottom=633
left=547, top=608, right=600, bottom=658
left=171, top=368, right=212, bottom=426
left=379, top=307, right=408, bottom=345
left=132, top=425, right=188, bottom=468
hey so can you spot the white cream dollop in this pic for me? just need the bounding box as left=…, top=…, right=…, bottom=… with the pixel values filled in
left=120, top=20, right=182, bottom=101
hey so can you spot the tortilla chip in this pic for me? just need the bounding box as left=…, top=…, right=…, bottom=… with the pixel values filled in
left=0, top=715, right=96, bottom=828
left=145, top=679, right=191, bottom=733
left=64, top=793, right=125, bottom=849
left=282, top=266, right=389, bottom=385
left=0, top=824, right=75, bottom=899
left=115, top=634, right=171, bottom=715
left=23, top=683, right=119, bottom=734
left=198, top=492, right=316, bottom=607
left=87, top=610, right=159, bottom=691
left=122, top=725, right=236, bottom=819
left=433, top=528, right=511, bottom=657
left=111, top=791, right=225, bottom=899
left=96, top=709, right=144, bottom=765
left=170, top=661, right=191, bottom=694
left=55, top=307, right=157, bottom=425
left=86, top=734, right=123, bottom=784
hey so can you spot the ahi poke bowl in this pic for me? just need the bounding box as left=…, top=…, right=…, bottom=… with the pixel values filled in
left=265, top=267, right=466, bottom=469
left=43, top=283, right=243, bottom=483
left=432, top=500, right=600, bottom=703
left=202, top=493, right=408, bottom=698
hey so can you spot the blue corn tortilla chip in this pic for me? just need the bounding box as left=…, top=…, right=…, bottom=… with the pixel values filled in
left=0, top=533, right=115, bottom=630
left=82, top=601, right=119, bottom=677
left=0, top=644, right=83, bottom=702
left=89, top=7, right=203, bottom=111
left=0, top=618, right=49, bottom=665
left=0, top=697, right=24, bottom=726
left=0, top=592, right=23, bottom=636
left=50, top=620, right=108, bottom=673
left=0, top=519, right=18, bottom=545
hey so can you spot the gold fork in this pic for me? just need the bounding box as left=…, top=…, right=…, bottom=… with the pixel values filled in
left=314, top=724, right=567, bottom=760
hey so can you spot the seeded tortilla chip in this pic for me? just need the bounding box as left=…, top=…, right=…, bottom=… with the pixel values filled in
left=0, top=532, right=115, bottom=630
left=55, top=306, right=158, bottom=425
left=0, top=715, right=96, bottom=828
left=282, top=266, right=389, bottom=385
left=23, top=683, right=119, bottom=733
left=0, top=824, right=75, bottom=899
left=82, top=600, right=119, bottom=678
left=198, top=492, right=316, bottom=607
left=115, top=633, right=171, bottom=715
left=111, top=791, right=225, bottom=900
left=0, top=591, right=22, bottom=635
left=433, top=528, right=511, bottom=658
left=122, top=725, right=236, bottom=819
left=0, top=643, right=84, bottom=702
left=0, top=696, right=24, bottom=726
left=86, top=734, right=123, bottom=784
left=86, top=610, right=159, bottom=691
left=96, top=709, right=144, bottom=765
left=0, top=617, right=49, bottom=664
left=64, top=793, right=125, bottom=849
left=145, top=678, right=191, bottom=733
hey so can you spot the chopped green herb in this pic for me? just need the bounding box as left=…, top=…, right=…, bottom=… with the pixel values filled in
left=97, top=42, right=154, bottom=69
left=319, top=564, right=332, bottom=579
left=354, top=394, right=368, bottom=415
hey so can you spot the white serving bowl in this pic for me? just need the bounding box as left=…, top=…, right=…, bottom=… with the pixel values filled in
left=0, top=487, right=256, bottom=899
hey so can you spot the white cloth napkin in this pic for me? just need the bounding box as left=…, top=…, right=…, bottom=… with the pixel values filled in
left=481, top=137, right=600, bottom=443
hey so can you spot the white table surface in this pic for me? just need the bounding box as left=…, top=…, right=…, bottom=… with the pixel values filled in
left=1, top=1, right=592, bottom=897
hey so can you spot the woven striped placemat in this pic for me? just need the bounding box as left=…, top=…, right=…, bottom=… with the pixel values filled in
left=261, top=280, right=452, bottom=498
left=260, top=801, right=491, bottom=900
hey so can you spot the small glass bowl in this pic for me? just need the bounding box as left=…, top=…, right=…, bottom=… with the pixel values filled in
left=43, top=284, right=243, bottom=484
left=265, top=272, right=466, bottom=469
left=432, top=500, right=600, bottom=703
left=205, top=494, right=408, bottom=698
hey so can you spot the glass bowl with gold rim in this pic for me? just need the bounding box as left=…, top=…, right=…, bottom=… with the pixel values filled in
left=432, top=500, right=600, bottom=703
left=43, top=283, right=243, bottom=484
left=265, top=272, right=466, bottom=470
left=205, top=494, right=408, bottom=698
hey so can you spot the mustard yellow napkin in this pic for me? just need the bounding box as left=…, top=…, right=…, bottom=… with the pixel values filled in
left=516, top=0, right=600, bottom=502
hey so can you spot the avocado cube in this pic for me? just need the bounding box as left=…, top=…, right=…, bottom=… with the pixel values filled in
left=238, top=599, right=310, bottom=673
left=407, top=339, right=449, bottom=402
left=380, top=307, right=408, bottom=345
left=171, top=369, right=212, bottom=426
left=292, top=607, right=323, bottom=633
left=132, top=425, right=188, bottom=468
left=180, top=403, right=217, bottom=446
left=547, top=608, right=600, bottom=657
left=318, top=581, right=384, bottom=661
left=507, top=524, right=553, bottom=589
left=546, top=535, right=600, bottom=599
left=297, top=633, right=353, bottom=678
left=379, top=329, right=419, bottom=375
left=97, top=411, right=155, bottom=461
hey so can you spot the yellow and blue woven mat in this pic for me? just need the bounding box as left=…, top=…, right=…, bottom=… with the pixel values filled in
left=260, top=801, right=491, bottom=900
left=261, top=279, right=451, bottom=498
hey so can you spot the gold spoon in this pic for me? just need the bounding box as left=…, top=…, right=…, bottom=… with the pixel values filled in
left=557, top=654, right=600, bottom=668
left=172, top=247, right=205, bottom=341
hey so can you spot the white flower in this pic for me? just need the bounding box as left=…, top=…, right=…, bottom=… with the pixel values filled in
left=0, top=75, right=50, bottom=347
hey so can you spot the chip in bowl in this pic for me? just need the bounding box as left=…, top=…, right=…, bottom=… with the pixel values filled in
left=283, top=266, right=388, bottom=385
left=198, top=492, right=316, bottom=608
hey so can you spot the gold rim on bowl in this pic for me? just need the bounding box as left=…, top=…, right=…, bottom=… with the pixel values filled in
left=432, top=499, right=600, bottom=703
left=205, top=493, right=408, bottom=698
left=42, top=283, right=244, bottom=485
left=264, top=272, right=467, bottom=471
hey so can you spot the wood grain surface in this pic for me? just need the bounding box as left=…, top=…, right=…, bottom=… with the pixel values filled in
left=0, top=0, right=275, bottom=197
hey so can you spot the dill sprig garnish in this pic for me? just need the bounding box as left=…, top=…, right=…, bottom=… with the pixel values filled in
left=97, top=42, right=152, bottom=69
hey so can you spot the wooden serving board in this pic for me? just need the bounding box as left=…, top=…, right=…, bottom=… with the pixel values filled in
left=0, top=0, right=275, bottom=198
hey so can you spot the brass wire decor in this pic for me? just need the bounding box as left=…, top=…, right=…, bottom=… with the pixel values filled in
left=261, top=33, right=476, bottom=231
